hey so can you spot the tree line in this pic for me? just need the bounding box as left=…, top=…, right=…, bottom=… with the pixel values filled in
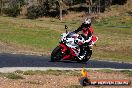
left=0, top=0, right=127, bottom=19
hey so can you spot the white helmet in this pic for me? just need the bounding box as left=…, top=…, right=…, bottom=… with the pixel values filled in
left=84, top=18, right=91, bottom=25
left=82, top=18, right=91, bottom=28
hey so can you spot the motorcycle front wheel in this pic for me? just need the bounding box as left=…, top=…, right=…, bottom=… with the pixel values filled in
left=51, top=46, right=63, bottom=62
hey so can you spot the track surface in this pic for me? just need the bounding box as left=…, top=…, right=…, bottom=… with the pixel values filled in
left=0, top=53, right=132, bottom=69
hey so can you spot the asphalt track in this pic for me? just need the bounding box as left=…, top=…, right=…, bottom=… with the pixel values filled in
left=0, top=53, right=132, bottom=70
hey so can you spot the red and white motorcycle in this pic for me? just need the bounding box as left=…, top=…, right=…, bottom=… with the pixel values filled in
left=51, top=25, right=98, bottom=63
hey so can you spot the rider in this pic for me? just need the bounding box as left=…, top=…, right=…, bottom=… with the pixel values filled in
left=73, top=18, right=97, bottom=60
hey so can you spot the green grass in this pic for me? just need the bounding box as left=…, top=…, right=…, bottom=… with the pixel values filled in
left=92, top=15, right=132, bottom=62
left=95, top=16, right=132, bottom=27
left=0, top=73, right=24, bottom=80
left=15, top=70, right=81, bottom=76
left=0, top=16, right=132, bottom=62
left=87, top=69, right=132, bottom=77
left=120, top=70, right=132, bottom=77
left=0, top=16, right=62, bottom=53
left=96, top=69, right=113, bottom=73
left=15, top=69, right=132, bottom=77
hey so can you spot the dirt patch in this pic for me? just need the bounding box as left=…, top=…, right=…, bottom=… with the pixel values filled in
left=0, top=71, right=131, bottom=88
left=0, top=75, right=78, bottom=88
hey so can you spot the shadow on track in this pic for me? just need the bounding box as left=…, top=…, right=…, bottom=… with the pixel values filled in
left=0, top=53, right=132, bottom=69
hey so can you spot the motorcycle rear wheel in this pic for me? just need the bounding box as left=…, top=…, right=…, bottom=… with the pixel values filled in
left=51, top=46, right=63, bottom=62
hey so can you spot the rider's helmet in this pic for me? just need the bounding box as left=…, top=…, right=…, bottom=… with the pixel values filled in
left=82, top=18, right=92, bottom=28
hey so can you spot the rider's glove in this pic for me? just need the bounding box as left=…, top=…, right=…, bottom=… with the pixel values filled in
left=78, top=35, right=82, bottom=40
left=84, top=36, right=92, bottom=43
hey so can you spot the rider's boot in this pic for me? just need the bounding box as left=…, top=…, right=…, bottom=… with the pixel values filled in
left=78, top=51, right=87, bottom=60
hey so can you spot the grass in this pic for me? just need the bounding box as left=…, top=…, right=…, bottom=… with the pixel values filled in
left=0, top=73, right=24, bottom=80
left=96, top=21, right=131, bottom=62
left=92, top=15, right=132, bottom=62
left=1, top=69, right=131, bottom=80
left=96, top=69, right=113, bottom=73
left=0, top=16, right=132, bottom=62
left=15, top=70, right=81, bottom=76
left=95, top=69, right=132, bottom=77
left=0, top=16, right=62, bottom=53
left=15, top=69, right=132, bottom=77
left=120, top=70, right=132, bottom=77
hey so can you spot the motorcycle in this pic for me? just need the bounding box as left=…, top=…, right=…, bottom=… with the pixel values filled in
left=51, top=25, right=98, bottom=63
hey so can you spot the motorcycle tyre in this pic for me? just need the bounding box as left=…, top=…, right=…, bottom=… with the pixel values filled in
left=51, top=46, right=63, bottom=62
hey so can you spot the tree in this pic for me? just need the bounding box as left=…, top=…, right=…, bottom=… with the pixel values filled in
left=3, top=0, right=26, bottom=17
left=56, top=0, right=68, bottom=20
left=0, top=0, right=3, bottom=15
left=37, top=0, right=43, bottom=5
left=59, top=0, right=63, bottom=21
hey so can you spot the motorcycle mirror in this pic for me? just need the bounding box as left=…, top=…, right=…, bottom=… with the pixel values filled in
left=65, top=25, right=68, bottom=33
left=65, top=25, right=68, bottom=29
